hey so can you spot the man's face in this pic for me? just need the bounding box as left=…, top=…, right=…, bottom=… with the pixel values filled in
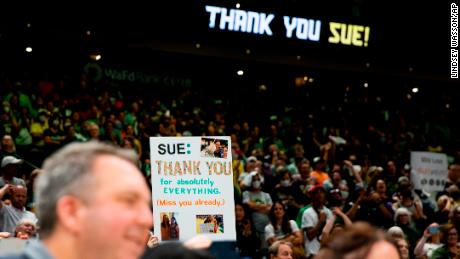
left=22, top=223, right=36, bottom=235
left=294, top=148, right=304, bottom=158
left=387, top=161, right=396, bottom=174
left=274, top=244, right=293, bottom=259
left=11, top=187, right=27, bottom=209
left=399, top=214, right=409, bottom=225
left=162, top=215, right=169, bottom=223
left=376, top=180, right=386, bottom=194
left=16, top=222, right=36, bottom=239
left=246, top=161, right=256, bottom=172
left=2, top=164, right=18, bottom=177
left=235, top=205, right=244, bottom=221
left=396, top=239, right=409, bottom=259
left=126, top=125, right=134, bottom=135
left=316, top=161, right=326, bottom=171
left=332, top=172, right=341, bottom=183
left=300, top=163, right=310, bottom=179
left=313, top=190, right=326, bottom=205
left=88, top=125, right=99, bottom=138
left=449, top=164, right=460, bottom=182
left=366, top=240, right=400, bottom=259
left=454, top=208, right=460, bottom=221
left=274, top=203, right=285, bottom=219
left=2, top=135, right=13, bottom=148
left=78, top=155, right=152, bottom=259
left=448, top=228, right=458, bottom=245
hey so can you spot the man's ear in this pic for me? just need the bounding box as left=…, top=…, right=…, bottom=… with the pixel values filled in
left=55, top=196, right=87, bottom=234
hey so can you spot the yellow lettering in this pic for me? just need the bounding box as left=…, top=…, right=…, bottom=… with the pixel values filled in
left=329, top=23, right=370, bottom=47
left=206, top=161, right=213, bottom=175
left=364, top=26, right=370, bottom=47
left=164, top=161, right=173, bottom=175
left=214, top=161, right=222, bottom=175
left=225, top=162, right=232, bottom=175
left=183, top=161, right=192, bottom=174
left=340, top=23, right=352, bottom=45
left=220, top=161, right=226, bottom=175
left=328, top=22, right=341, bottom=44
left=193, top=161, right=201, bottom=175
left=174, top=161, right=183, bottom=175
left=352, top=25, right=364, bottom=46
left=155, top=160, right=162, bottom=175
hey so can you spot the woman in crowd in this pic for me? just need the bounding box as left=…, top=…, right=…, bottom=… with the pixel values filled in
left=374, top=179, right=392, bottom=204
left=265, top=201, right=303, bottom=258
left=431, top=224, right=460, bottom=259
left=394, top=207, right=421, bottom=257
left=235, top=202, right=260, bottom=259
left=393, top=238, right=410, bottom=259
left=204, top=215, right=221, bottom=234
left=243, top=171, right=273, bottom=251
left=14, top=218, right=37, bottom=240
left=414, top=223, right=443, bottom=259
left=170, top=216, right=180, bottom=240
left=433, top=195, right=452, bottom=225
left=272, top=169, right=300, bottom=220
left=394, top=189, right=427, bottom=225
left=315, top=222, right=401, bottom=259
left=161, top=214, right=171, bottom=240
left=386, top=226, right=405, bottom=242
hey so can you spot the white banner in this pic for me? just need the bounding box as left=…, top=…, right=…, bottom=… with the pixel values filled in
left=150, top=136, right=236, bottom=242
left=410, top=151, right=448, bottom=193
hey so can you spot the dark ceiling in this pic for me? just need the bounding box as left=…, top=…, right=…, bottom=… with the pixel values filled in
left=0, top=1, right=452, bottom=82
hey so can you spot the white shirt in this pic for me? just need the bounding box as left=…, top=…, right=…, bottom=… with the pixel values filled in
left=265, top=220, right=299, bottom=241
left=301, top=206, right=333, bottom=255
left=0, top=203, right=38, bottom=234
left=423, top=243, right=443, bottom=258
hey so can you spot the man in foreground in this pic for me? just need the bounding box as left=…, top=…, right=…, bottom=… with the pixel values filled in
left=315, top=222, right=401, bottom=259
left=1, top=141, right=153, bottom=259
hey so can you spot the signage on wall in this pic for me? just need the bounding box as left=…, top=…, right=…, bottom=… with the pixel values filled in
left=205, top=5, right=371, bottom=47
left=83, top=63, right=192, bottom=87
left=150, top=136, right=236, bottom=242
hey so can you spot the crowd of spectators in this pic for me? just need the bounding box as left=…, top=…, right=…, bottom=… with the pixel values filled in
left=1, top=71, right=460, bottom=259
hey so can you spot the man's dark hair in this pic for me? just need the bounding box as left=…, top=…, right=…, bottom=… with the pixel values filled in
left=141, top=243, right=215, bottom=259
left=315, top=222, right=400, bottom=259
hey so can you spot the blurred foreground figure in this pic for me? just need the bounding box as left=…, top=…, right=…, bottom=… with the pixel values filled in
left=1, top=141, right=153, bottom=259
left=268, top=241, right=293, bottom=259
left=141, top=242, right=214, bottom=259
left=314, top=222, right=401, bottom=259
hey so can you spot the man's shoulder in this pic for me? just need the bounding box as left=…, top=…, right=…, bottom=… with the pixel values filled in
left=1, top=240, right=53, bottom=259
left=303, top=206, right=315, bottom=213
left=0, top=203, right=13, bottom=213
left=0, top=254, right=28, bottom=259
left=0, top=239, right=29, bottom=259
